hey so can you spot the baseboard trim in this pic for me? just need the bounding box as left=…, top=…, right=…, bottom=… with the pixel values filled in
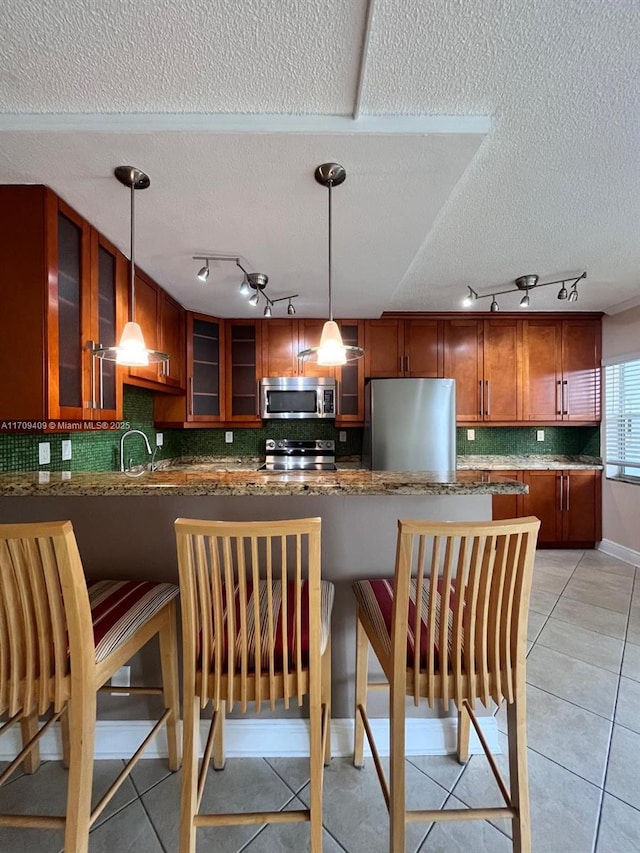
left=0, top=716, right=499, bottom=761
left=597, top=538, right=640, bottom=567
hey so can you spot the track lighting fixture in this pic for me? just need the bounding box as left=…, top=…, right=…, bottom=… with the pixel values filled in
left=463, top=271, right=586, bottom=310
left=462, top=286, right=478, bottom=307
left=298, top=163, right=364, bottom=366
left=192, top=255, right=298, bottom=316
left=287, top=300, right=296, bottom=315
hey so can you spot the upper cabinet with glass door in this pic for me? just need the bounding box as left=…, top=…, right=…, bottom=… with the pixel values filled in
left=0, top=185, right=127, bottom=422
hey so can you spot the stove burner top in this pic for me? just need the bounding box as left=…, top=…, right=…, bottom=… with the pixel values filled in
left=260, top=439, right=336, bottom=471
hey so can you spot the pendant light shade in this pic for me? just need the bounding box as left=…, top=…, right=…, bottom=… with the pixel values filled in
left=93, top=166, right=169, bottom=367
left=298, top=163, right=364, bottom=366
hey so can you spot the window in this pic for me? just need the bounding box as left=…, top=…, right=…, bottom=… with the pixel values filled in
left=604, top=356, right=640, bottom=483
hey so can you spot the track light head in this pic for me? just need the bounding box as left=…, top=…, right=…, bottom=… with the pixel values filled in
left=197, top=262, right=210, bottom=282
left=557, top=282, right=568, bottom=300
left=239, top=276, right=251, bottom=296
left=490, top=295, right=499, bottom=312
left=287, top=301, right=296, bottom=315
left=248, top=292, right=259, bottom=307
left=568, top=286, right=579, bottom=303
left=263, top=303, right=272, bottom=317
left=519, top=291, right=530, bottom=308
left=462, top=286, right=478, bottom=307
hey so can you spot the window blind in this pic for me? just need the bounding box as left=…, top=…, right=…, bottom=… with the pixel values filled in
left=605, top=358, right=640, bottom=478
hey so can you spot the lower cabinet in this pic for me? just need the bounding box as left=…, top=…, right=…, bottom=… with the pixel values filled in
left=490, top=469, right=602, bottom=547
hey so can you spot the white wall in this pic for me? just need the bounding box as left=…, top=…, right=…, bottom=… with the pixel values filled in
left=601, top=305, right=640, bottom=555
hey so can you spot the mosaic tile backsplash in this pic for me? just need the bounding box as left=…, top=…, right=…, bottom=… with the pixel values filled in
left=0, top=386, right=600, bottom=472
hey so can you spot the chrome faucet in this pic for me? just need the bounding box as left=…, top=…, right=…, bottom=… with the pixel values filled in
left=119, top=429, right=153, bottom=473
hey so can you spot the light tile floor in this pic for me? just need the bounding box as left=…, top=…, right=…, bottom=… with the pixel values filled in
left=1, top=548, right=639, bottom=852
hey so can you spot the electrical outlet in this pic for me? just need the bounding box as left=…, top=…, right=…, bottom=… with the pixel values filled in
left=61, top=439, right=72, bottom=460
left=61, top=470, right=71, bottom=481
left=156, top=432, right=163, bottom=447
left=111, top=665, right=130, bottom=696
left=339, top=431, right=347, bottom=442
left=467, top=429, right=475, bottom=441
left=38, top=442, right=50, bottom=465
left=38, top=471, right=50, bottom=484
left=225, top=431, right=234, bottom=443
left=536, top=429, right=545, bottom=442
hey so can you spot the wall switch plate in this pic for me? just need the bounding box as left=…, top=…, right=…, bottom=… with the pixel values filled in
left=156, top=432, right=163, bottom=447
left=38, top=442, right=50, bottom=465
left=467, top=429, right=475, bottom=441
left=339, top=431, right=347, bottom=442
left=61, top=439, right=72, bottom=461
left=111, top=665, right=130, bottom=696
left=225, top=431, right=233, bottom=443
left=536, top=429, right=545, bottom=442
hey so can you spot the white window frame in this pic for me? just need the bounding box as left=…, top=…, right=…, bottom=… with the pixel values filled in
left=603, top=352, right=640, bottom=485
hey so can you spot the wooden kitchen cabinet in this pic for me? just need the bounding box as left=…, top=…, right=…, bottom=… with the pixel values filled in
left=522, top=469, right=602, bottom=547
left=0, top=185, right=128, bottom=422
left=364, top=318, right=441, bottom=378
left=443, top=318, right=521, bottom=423
left=154, top=312, right=223, bottom=426
left=522, top=318, right=601, bottom=423
left=128, top=270, right=185, bottom=392
left=225, top=320, right=262, bottom=424
left=261, top=319, right=335, bottom=378
left=336, top=320, right=365, bottom=424
left=489, top=470, right=524, bottom=521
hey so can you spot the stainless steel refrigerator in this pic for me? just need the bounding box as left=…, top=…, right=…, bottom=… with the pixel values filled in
left=363, top=378, right=456, bottom=471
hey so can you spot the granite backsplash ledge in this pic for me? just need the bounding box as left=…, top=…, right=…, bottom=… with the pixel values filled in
left=0, top=386, right=600, bottom=472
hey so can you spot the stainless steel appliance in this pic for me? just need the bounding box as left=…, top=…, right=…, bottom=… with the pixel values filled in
left=363, top=378, right=456, bottom=471
left=260, top=377, right=336, bottom=419
left=260, top=439, right=336, bottom=471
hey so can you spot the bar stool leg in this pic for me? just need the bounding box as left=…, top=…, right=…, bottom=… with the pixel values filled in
left=508, top=690, right=531, bottom=853
left=20, top=711, right=40, bottom=773
left=353, top=612, right=369, bottom=768
left=63, top=689, right=96, bottom=853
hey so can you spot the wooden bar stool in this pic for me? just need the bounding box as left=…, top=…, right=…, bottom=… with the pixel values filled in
left=352, top=517, right=540, bottom=853
left=0, top=520, right=181, bottom=853
left=175, top=516, right=334, bottom=853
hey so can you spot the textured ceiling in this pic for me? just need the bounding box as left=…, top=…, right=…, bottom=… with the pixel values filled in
left=0, top=0, right=639, bottom=318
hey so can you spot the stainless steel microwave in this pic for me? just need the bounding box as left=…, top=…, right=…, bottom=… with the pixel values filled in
left=259, top=377, right=337, bottom=419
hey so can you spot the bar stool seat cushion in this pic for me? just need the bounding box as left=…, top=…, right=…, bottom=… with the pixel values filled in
left=352, top=577, right=457, bottom=669
left=89, top=580, right=180, bottom=663
left=199, top=579, right=335, bottom=671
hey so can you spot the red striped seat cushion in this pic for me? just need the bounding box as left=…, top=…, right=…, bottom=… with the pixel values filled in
left=352, top=577, right=458, bottom=670
left=200, top=580, right=334, bottom=673
left=88, top=580, right=179, bottom=663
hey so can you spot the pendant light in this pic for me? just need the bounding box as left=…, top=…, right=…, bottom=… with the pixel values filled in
left=93, top=166, right=169, bottom=367
left=298, top=163, right=364, bottom=366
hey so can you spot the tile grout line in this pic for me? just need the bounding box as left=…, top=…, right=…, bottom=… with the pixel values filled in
left=591, top=563, right=637, bottom=853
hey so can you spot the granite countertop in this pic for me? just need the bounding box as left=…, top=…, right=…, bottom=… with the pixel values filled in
left=456, top=455, right=603, bottom=471
left=0, top=468, right=528, bottom=497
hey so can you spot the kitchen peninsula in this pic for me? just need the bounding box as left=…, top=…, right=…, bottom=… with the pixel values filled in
left=0, top=467, right=525, bottom=718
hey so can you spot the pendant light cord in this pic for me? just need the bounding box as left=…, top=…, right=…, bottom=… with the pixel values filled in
left=328, top=179, right=333, bottom=322
left=130, top=179, right=136, bottom=324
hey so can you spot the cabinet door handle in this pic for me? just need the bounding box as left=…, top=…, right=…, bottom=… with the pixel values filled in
left=88, top=340, right=97, bottom=409
left=479, top=380, right=484, bottom=417
left=556, top=380, right=562, bottom=416
left=405, top=355, right=410, bottom=373
left=559, top=472, right=563, bottom=512
left=99, top=357, right=104, bottom=410
left=485, top=380, right=490, bottom=417
left=565, top=474, right=570, bottom=511
left=562, top=379, right=568, bottom=415
left=188, top=376, right=194, bottom=416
